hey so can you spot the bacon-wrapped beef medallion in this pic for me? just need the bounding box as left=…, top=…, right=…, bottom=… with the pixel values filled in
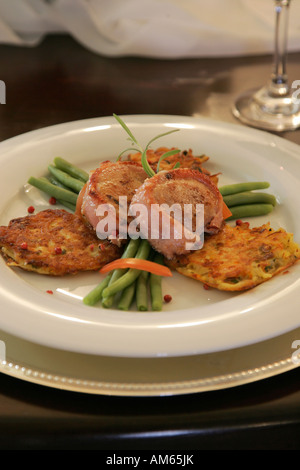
left=76, top=160, right=148, bottom=245
left=130, top=168, right=224, bottom=259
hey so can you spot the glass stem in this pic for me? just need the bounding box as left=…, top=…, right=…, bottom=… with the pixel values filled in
left=270, top=0, right=291, bottom=96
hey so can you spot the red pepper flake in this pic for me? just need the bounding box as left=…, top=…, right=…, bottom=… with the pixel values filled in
left=164, top=294, right=172, bottom=303
left=89, top=244, right=94, bottom=251
left=46, top=290, right=53, bottom=294
left=203, top=283, right=210, bottom=290
left=20, top=242, right=28, bottom=250
left=98, top=243, right=105, bottom=251
left=55, top=247, right=62, bottom=254
left=27, top=205, right=35, bottom=214
left=49, top=197, right=57, bottom=205
left=236, top=219, right=249, bottom=228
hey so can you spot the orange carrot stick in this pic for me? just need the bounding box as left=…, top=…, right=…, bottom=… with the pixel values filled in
left=100, top=258, right=173, bottom=277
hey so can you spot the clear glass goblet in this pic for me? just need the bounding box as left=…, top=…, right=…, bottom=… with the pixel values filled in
left=232, top=0, right=300, bottom=132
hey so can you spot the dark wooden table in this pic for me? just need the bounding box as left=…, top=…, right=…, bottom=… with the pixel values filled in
left=0, top=35, right=299, bottom=451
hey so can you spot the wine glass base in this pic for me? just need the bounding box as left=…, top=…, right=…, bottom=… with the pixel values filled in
left=232, top=87, right=300, bottom=132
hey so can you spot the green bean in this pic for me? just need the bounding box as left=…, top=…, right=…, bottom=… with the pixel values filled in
left=57, top=200, right=76, bottom=212
left=101, top=267, right=127, bottom=308
left=101, top=238, right=141, bottom=308
left=223, top=191, right=276, bottom=208
left=27, top=176, right=78, bottom=205
left=38, top=177, right=76, bottom=211
left=136, top=270, right=149, bottom=311
left=54, top=157, right=89, bottom=182
left=47, top=174, right=77, bottom=192
left=48, top=165, right=85, bottom=193
left=118, top=280, right=137, bottom=310
left=219, top=182, right=270, bottom=196
left=101, top=239, right=151, bottom=298
left=124, top=237, right=142, bottom=256
left=226, top=203, right=274, bottom=221
left=150, top=253, right=164, bottom=311
left=83, top=273, right=112, bottom=306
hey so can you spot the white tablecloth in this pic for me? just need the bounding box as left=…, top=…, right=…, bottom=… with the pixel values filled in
left=0, top=0, right=299, bottom=58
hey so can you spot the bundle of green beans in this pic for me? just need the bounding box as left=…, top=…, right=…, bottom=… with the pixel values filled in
left=83, top=238, right=165, bottom=311
left=27, top=157, right=89, bottom=212
left=219, top=181, right=276, bottom=220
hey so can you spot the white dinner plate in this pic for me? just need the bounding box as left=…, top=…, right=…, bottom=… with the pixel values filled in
left=0, top=115, right=299, bottom=358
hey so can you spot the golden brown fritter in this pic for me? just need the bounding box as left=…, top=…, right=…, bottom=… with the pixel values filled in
left=0, top=209, right=122, bottom=276
left=127, top=147, right=219, bottom=184
left=168, top=222, right=300, bottom=291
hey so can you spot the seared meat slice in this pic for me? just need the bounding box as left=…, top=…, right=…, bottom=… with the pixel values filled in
left=130, top=168, right=224, bottom=259
left=0, top=209, right=121, bottom=276
left=76, top=161, right=148, bottom=244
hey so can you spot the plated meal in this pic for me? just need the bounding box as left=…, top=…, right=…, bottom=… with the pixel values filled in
left=0, top=115, right=299, bottom=313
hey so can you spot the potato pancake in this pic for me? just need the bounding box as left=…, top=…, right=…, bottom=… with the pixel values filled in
left=127, top=147, right=219, bottom=184
left=0, top=209, right=121, bottom=276
left=169, top=222, right=300, bottom=291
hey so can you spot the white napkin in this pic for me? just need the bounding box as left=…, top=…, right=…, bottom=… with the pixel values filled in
left=0, top=0, right=299, bottom=58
